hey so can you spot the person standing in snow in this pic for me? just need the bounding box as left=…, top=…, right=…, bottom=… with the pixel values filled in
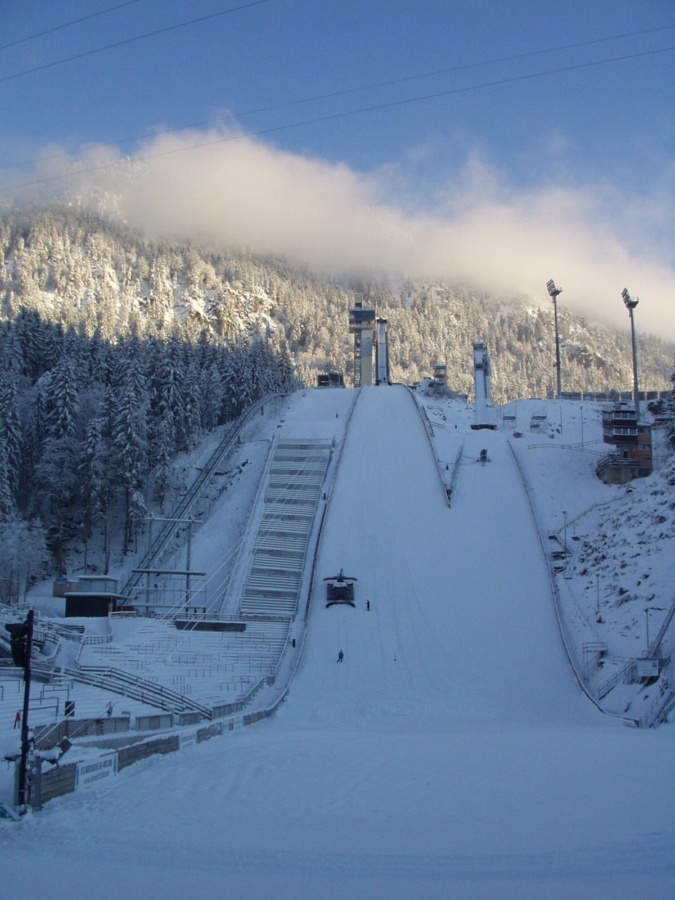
left=337, top=650, right=344, bottom=663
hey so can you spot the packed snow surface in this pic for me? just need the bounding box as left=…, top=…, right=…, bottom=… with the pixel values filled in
left=1, top=386, right=674, bottom=899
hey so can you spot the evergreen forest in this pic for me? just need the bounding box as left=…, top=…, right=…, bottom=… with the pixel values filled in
left=1, top=204, right=673, bottom=597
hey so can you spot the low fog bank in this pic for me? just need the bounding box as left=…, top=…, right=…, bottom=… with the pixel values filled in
left=5, top=127, right=675, bottom=340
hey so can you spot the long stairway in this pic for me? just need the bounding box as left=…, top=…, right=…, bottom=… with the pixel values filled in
left=239, top=439, right=332, bottom=618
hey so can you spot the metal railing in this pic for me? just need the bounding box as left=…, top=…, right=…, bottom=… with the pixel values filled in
left=122, top=394, right=287, bottom=602
left=63, top=664, right=212, bottom=720
left=405, top=388, right=452, bottom=505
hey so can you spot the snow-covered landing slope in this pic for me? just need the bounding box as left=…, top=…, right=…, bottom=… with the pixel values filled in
left=285, top=384, right=600, bottom=728
left=2, top=388, right=673, bottom=900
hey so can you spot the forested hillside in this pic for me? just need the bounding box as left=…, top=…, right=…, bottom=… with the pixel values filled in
left=0, top=308, right=294, bottom=600
left=1, top=206, right=673, bottom=400
left=0, top=205, right=673, bottom=596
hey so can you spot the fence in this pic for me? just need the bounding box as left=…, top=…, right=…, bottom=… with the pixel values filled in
left=24, top=713, right=249, bottom=810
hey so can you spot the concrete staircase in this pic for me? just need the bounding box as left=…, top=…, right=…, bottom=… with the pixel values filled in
left=239, top=439, right=332, bottom=619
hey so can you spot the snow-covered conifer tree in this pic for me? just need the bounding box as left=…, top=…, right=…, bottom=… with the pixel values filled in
left=45, top=354, right=79, bottom=441
left=0, top=369, right=22, bottom=502
left=111, top=341, right=149, bottom=549
left=667, top=364, right=675, bottom=452
left=181, top=352, right=202, bottom=451
left=79, top=414, right=109, bottom=538
left=0, top=446, right=14, bottom=522
left=199, top=360, right=224, bottom=430
left=150, top=415, right=173, bottom=511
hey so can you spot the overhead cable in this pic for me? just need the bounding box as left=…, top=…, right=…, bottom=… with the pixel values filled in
left=0, top=0, right=279, bottom=85
left=2, top=43, right=673, bottom=194
left=0, top=0, right=146, bottom=53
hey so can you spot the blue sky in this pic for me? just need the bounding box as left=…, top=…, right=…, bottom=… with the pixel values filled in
left=1, top=0, right=674, bottom=337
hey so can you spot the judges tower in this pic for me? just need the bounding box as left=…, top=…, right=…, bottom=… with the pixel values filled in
left=348, top=296, right=376, bottom=387
left=471, top=341, right=497, bottom=430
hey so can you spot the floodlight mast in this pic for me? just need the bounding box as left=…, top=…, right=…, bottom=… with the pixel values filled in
left=621, top=288, right=640, bottom=419
left=546, top=279, right=563, bottom=397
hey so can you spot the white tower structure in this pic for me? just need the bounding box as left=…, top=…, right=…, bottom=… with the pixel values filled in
left=471, top=341, right=497, bottom=430
left=375, top=318, right=390, bottom=385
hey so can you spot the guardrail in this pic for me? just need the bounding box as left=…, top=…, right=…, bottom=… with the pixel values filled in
left=639, top=659, right=674, bottom=728
left=508, top=439, right=639, bottom=726
left=596, top=659, right=637, bottom=700
left=63, top=664, right=212, bottom=720
left=647, top=594, right=675, bottom=660
left=219, top=434, right=279, bottom=614
left=405, top=388, right=452, bottom=506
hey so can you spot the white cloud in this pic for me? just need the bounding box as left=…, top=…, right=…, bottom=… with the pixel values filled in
left=13, top=127, right=675, bottom=341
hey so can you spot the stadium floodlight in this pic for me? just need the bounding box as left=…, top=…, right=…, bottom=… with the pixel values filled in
left=546, top=280, right=563, bottom=397
left=621, top=288, right=641, bottom=418
left=622, top=287, right=639, bottom=310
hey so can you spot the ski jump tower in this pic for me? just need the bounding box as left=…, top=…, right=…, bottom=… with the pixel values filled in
left=375, top=318, right=390, bottom=385
left=349, top=296, right=376, bottom=387
left=471, top=341, right=497, bottom=430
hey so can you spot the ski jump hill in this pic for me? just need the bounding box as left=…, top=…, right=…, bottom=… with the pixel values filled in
left=2, top=385, right=673, bottom=900
left=295, top=383, right=596, bottom=727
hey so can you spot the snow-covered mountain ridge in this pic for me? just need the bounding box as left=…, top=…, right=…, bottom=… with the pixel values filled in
left=1, top=205, right=673, bottom=400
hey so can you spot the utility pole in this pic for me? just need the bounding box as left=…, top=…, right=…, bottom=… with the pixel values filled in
left=645, top=607, right=665, bottom=657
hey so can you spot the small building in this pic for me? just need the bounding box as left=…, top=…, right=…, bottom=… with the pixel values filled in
left=64, top=576, right=128, bottom=617
left=530, top=413, right=548, bottom=432
left=596, top=403, right=652, bottom=484
left=65, top=592, right=127, bottom=617
left=431, top=364, right=447, bottom=396
left=317, top=371, right=345, bottom=388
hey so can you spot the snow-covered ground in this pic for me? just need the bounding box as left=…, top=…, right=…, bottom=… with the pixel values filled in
left=1, top=386, right=673, bottom=899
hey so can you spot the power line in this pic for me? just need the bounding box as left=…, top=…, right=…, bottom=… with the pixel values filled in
left=0, top=0, right=147, bottom=53
left=2, top=23, right=673, bottom=173
left=3, top=43, right=673, bottom=195
left=0, top=0, right=279, bottom=85
left=234, top=23, right=675, bottom=117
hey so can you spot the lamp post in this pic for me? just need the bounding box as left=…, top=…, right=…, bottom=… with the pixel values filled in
left=595, top=574, right=605, bottom=623
left=644, top=607, right=665, bottom=657
left=546, top=280, right=563, bottom=397
left=621, top=288, right=640, bottom=419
